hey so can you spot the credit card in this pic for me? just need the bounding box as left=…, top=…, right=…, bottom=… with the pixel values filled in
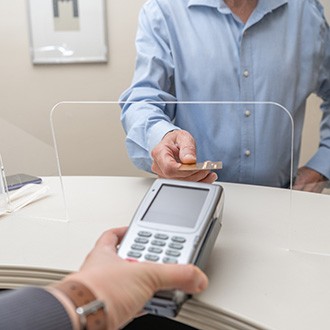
left=179, top=161, right=222, bottom=171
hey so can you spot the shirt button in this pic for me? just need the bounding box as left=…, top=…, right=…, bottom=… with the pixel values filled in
left=243, top=70, right=249, bottom=77
left=244, top=110, right=251, bottom=117
left=245, top=150, right=251, bottom=157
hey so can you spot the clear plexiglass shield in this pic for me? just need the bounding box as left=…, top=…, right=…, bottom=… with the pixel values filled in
left=50, top=101, right=330, bottom=257
left=0, top=120, right=67, bottom=222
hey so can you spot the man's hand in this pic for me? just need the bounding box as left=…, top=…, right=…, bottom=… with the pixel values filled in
left=293, top=166, right=328, bottom=193
left=151, top=130, right=218, bottom=183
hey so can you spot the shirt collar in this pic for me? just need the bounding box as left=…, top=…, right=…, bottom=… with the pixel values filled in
left=250, top=0, right=288, bottom=28
left=256, top=0, right=288, bottom=15
left=187, top=0, right=220, bottom=9
left=187, top=0, right=288, bottom=13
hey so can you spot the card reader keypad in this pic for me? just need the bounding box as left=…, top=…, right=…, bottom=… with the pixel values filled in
left=126, top=231, right=187, bottom=264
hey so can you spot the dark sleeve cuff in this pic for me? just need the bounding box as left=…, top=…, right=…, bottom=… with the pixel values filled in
left=0, top=287, right=72, bottom=330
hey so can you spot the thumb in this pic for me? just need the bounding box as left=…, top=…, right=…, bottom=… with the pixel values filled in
left=176, top=131, right=197, bottom=164
left=94, top=227, right=128, bottom=252
left=149, top=264, right=208, bottom=294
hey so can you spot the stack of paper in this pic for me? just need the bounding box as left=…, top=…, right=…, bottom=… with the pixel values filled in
left=177, top=300, right=265, bottom=330
left=0, top=265, right=67, bottom=289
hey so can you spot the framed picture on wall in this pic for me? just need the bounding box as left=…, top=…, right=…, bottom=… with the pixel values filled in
left=27, top=0, right=108, bottom=64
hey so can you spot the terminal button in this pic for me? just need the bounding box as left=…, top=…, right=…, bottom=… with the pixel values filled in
left=131, top=244, right=145, bottom=251
left=166, top=250, right=181, bottom=257
left=154, top=233, right=169, bottom=240
left=148, top=247, right=163, bottom=254
left=171, top=236, right=186, bottom=243
left=151, top=240, right=166, bottom=247
left=163, top=257, right=178, bottom=264
left=144, top=254, right=159, bottom=262
left=138, top=231, right=152, bottom=238
left=169, top=243, right=183, bottom=250
left=134, top=237, right=149, bottom=244
left=127, top=251, right=142, bottom=259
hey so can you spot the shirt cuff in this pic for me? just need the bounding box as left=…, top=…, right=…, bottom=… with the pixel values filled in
left=147, top=120, right=181, bottom=154
left=305, top=146, right=330, bottom=180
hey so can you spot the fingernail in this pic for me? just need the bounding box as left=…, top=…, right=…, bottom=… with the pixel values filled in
left=197, top=275, right=208, bottom=291
left=182, top=154, right=196, bottom=163
left=183, top=153, right=195, bottom=159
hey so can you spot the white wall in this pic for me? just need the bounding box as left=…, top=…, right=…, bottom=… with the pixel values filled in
left=0, top=0, right=329, bottom=177
left=0, top=0, right=148, bottom=177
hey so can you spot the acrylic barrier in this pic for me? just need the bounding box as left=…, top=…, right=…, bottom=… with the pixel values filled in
left=0, top=155, right=9, bottom=216
left=50, top=101, right=330, bottom=256
left=0, top=131, right=67, bottom=222
left=50, top=101, right=294, bottom=185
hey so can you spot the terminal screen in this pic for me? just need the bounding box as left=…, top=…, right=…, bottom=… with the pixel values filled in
left=142, top=184, right=209, bottom=228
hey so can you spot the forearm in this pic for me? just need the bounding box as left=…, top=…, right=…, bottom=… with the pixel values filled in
left=310, top=25, right=330, bottom=179
left=306, top=104, right=330, bottom=180
left=119, top=2, right=179, bottom=171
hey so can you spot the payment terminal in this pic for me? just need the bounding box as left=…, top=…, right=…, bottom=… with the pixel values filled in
left=118, top=179, right=224, bottom=317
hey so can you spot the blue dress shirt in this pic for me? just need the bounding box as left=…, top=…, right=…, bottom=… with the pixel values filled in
left=120, top=0, right=330, bottom=187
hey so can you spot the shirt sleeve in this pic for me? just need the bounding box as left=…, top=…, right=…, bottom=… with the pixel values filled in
left=0, top=287, right=72, bottom=330
left=305, top=18, right=330, bottom=180
left=119, top=1, right=180, bottom=172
